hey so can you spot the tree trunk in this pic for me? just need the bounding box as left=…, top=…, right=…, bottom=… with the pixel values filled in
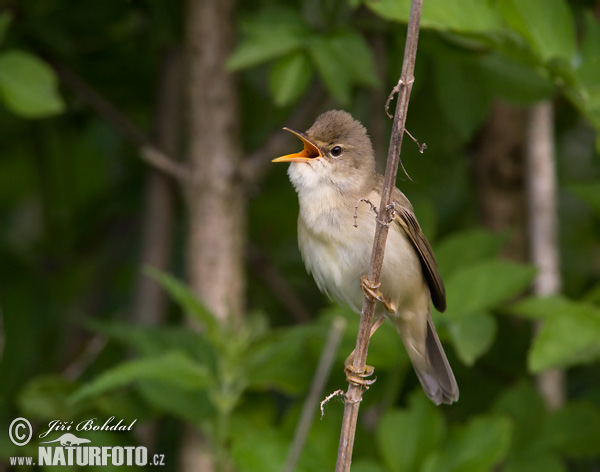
left=132, top=49, right=181, bottom=326
left=184, top=0, right=245, bottom=324
left=525, top=101, right=565, bottom=411
left=472, top=102, right=528, bottom=261
left=181, top=0, right=244, bottom=470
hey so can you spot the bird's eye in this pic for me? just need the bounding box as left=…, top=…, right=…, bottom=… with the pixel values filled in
left=331, top=146, right=342, bottom=157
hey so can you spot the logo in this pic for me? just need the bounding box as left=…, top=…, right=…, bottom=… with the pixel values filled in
left=8, top=417, right=166, bottom=467
left=8, top=418, right=32, bottom=447
left=40, top=433, right=91, bottom=446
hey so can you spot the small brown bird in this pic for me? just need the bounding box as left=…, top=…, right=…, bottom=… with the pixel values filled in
left=272, top=110, right=458, bottom=405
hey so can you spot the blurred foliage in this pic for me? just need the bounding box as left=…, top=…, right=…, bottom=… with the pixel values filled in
left=1, top=0, right=600, bottom=471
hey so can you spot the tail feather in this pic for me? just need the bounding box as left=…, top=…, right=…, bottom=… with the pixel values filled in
left=396, top=313, right=459, bottom=405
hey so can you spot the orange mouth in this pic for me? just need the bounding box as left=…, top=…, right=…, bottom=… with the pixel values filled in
left=272, top=128, right=322, bottom=163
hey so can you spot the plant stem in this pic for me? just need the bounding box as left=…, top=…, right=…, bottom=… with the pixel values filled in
left=334, top=1, right=423, bottom=470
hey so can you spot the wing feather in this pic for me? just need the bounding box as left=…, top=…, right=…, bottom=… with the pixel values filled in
left=392, top=199, right=446, bottom=312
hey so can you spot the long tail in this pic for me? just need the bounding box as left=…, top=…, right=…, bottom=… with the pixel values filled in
left=396, top=313, right=459, bottom=405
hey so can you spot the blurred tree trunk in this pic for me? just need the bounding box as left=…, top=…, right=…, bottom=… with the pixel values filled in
left=472, top=102, right=527, bottom=261
left=181, top=0, right=244, bottom=471
left=132, top=49, right=181, bottom=326
left=473, top=100, right=565, bottom=410
left=525, top=101, right=565, bottom=410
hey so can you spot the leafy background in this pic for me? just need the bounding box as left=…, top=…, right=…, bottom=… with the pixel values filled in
left=1, top=0, right=600, bottom=471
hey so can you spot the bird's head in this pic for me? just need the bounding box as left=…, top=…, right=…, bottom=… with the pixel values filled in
left=272, top=110, right=376, bottom=194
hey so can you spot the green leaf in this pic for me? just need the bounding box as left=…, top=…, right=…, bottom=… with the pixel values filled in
left=447, top=311, right=496, bottom=365
left=493, top=382, right=546, bottom=451
left=445, top=260, right=536, bottom=317
left=244, top=324, right=322, bottom=393
left=0, top=11, right=11, bottom=46
left=570, top=12, right=600, bottom=131
left=227, top=7, right=308, bottom=70
left=366, top=0, right=503, bottom=34
left=477, top=52, right=554, bottom=104
left=350, top=460, right=386, bottom=472
left=377, top=392, right=445, bottom=472
left=71, top=351, right=212, bottom=403
left=137, top=382, right=214, bottom=425
left=432, top=56, right=492, bottom=139
left=145, top=267, right=221, bottom=345
left=498, top=0, right=576, bottom=63
left=510, top=296, right=600, bottom=371
left=546, top=402, right=600, bottom=458
left=503, top=452, right=565, bottom=472
left=231, top=427, right=288, bottom=472
left=308, top=36, right=352, bottom=105
left=424, top=416, right=512, bottom=472
left=18, top=375, right=82, bottom=420
left=568, top=181, right=600, bottom=214
left=269, top=51, right=312, bottom=107
left=327, top=29, right=378, bottom=87
left=0, top=50, right=64, bottom=118
left=435, top=228, right=508, bottom=278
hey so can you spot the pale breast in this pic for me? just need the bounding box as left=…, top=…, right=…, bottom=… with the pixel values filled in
left=297, top=195, right=428, bottom=317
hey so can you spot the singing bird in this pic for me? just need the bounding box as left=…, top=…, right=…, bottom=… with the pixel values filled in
left=272, top=110, right=458, bottom=405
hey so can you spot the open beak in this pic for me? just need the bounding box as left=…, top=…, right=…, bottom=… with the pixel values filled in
left=272, top=127, right=322, bottom=163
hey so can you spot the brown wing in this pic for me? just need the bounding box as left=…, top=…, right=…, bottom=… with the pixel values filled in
left=392, top=197, right=446, bottom=312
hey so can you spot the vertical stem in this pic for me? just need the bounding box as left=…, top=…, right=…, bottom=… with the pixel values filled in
left=525, top=100, right=565, bottom=411
left=335, top=1, right=423, bottom=470
left=181, top=0, right=244, bottom=470
left=284, top=317, right=346, bottom=472
left=132, top=49, right=181, bottom=326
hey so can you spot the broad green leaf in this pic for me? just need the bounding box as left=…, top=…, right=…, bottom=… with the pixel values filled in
left=308, top=36, right=352, bottom=105
left=498, top=0, right=576, bottom=63
left=269, top=51, right=312, bottom=107
left=0, top=50, right=64, bottom=117
left=18, top=375, right=81, bottom=420
left=435, top=228, right=508, bottom=278
left=510, top=296, right=600, bottom=371
left=423, top=416, right=512, bottom=472
left=350, top=460, right=386, bottom=472
left=448, top=311, right=496, bottom=365
left=70, top=351, right=212, bottom=403
left=568, top=181, right=600, bottom=214
left=327, top=29, right=378, bottom=87
left=377, top=392, right=445, bottom=472
left=0, top=11, right=11, bottom=46
left=89, top=321, right=218, bottom=368
left=366, top=0, right=503, bottom=34
left=137, top=382, right=214, bottom=426
left=477, top=52, right=554, bottom=104
left=432, top=56, right=492, bottom=139
left=145, top=267, right=221, bottom=345
left=227, top=8, right=308, bottom=70
left=445, top=260, right=536, bottom=317
left=546, top=402, right=600, bottom=458
left=244, top=324, right=322, bottom=393
left=493, top=382, right=545, bottom=448
left=571, top=12, right=600, bottom=131
left=230, top=427, right=288, bottom=472
left=503, top=452, right=565, bottom=472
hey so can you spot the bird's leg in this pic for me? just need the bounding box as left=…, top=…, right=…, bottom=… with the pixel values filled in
left=344, top=317, right=385, bottom=387
left=360, top=275, right=397, bottom=314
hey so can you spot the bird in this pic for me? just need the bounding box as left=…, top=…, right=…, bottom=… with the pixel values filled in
left=272, top=110, right=459, bottom=405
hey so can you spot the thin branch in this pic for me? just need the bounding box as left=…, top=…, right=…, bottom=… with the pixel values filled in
left=335, top=1, right=423, bottom=470
left=284, top=317, right=347, bottom=472
left=50, top=61, right=188, bottom=181
left=248, top=244, right=312, bottom=323
left=525, top=100, right=565, bottom=411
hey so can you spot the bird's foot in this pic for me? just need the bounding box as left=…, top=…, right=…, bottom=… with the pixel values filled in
left=360, top=275, right=397, bottom=313
left=344, top=351, right=376, bottom=387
